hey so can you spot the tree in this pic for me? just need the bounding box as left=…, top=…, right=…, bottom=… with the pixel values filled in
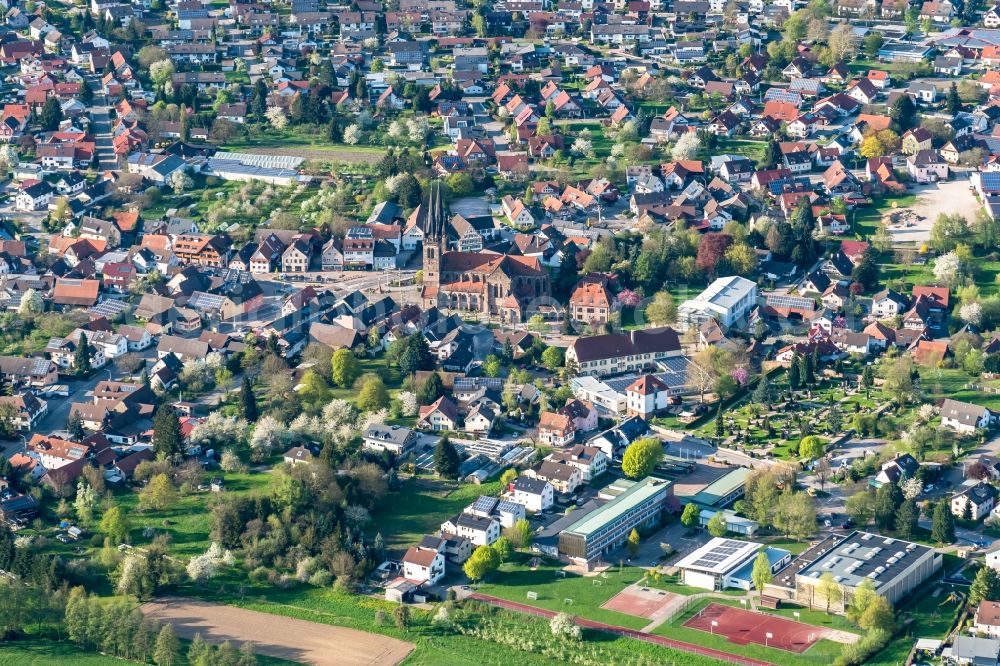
left=930, top=213, right=971, bottom=252
left=627, top=528, right=641, bottom=557
left=895, top=499, right=918, bottom=539
left=948, top=81, right=961, bottom=115
left=828, top=23, right=858, bottom=61
left=772, top=491, right=817, bottom=539
left=100, top=505, right=131, bottom=544
left=40, top=96, right=63, bottom=131
left=330, top=349, right=360, bottom=388
left=74, top=333, right=91, bottom=375
left=645, top=291, right=677, bottom=325
left=761, top=138, right=780, bottom=168
left=788, top=356, right=801, bottom=390
left=673, top=132, right=702, bottom=161
left=434, top=436, right=461, bottom=479
left=681, top=503, right=701, bottom=529
left=889, top=94, right=916, bottom=133
left=751, top=550, right=773, bottom=602
left=970, top=566, right=1000, bottom=605
left=550, top=612, right=582, bottom=641
left=846, top=490, right=876, bottom=526
left=357, top=375, right=390, bottom=411
left=799, top=436, right=825, bottom=460
left=859, top=596, right=895, bottom=633
left=505, top=518, right=533, bottom=549
left=152, top=405, right=182, bottom=459
left=848, top=577, right=877, bottom=623
left=931, top=499, right=955, bottom=544
left=140, top=474, right=178, bottom=512
left=239, top=380, right=258, bottom=422
left=541, top=346, right=564, bottom=371
left=724, top=243, right=757, bottom=276
left=882, top=355, right=917, bottom=406
left=393, top=605, right=410, bottom=630
left=149, top=59, right=175, bottom=87
left=500, top=468, right=518, bottom=489
left=817, top=571, right=843, bottom=614
left=68, top=410, right=85, bottom=440
left=493, top=536, right=513, bottom=563
left=417, top=372, right=445, bottom=405
left=696, top=233, right=734, bottom=276
left=17, top=288, right=42, bottom=317
left=933, top=251, right=962, bottom=287
left=154, top=624, right=180, bottom=666
left=463, top=544, right=500, bottom=581
left=707, top=512, right=728, bottom=537
left=851, top=248, right=880, bottom=291
left=873, top=482, right=903, bottom=532
left=621, top=437, right=663, bottom=479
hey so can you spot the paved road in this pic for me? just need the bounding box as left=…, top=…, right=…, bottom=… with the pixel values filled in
left=467, top=593, right=777, bottom=666
left=89, top=91, right=118, bottom=170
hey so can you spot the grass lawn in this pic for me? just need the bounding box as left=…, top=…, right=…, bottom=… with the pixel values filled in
left=475, top=557, right=654, bottom=630
left=188, top=584, right=714, bottom=666
left=852, top=194, right=918, bottom=239
left=714, top=137, right=767, bottom=164
left=653, top=597, right=845, bottom=666
left=0, top=640, right=130, bottom=665
left=114, top=471, right=274, bottom=559
left=371, top=477, right=501, bottom=550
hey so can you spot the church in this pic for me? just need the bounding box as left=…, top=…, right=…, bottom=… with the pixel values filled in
left=419, top=181, right=551, bottom=323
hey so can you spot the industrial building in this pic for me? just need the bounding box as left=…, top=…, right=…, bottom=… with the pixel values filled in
left=677, top=276, right=758, bottom=329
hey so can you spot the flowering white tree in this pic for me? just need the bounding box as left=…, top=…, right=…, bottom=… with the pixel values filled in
left=265, top=106, right=288, bottom=130
left=219, top=448, right=245, bottom=473
left=250, top=415, right=287, bottom=458
left=0, top=145, right=18, bottom=173
left=902, top=477, right=923, bottom=500
left=357, top=408, right=389, bottom=432
left=17, top=288, right=42, bottom=316
left=397, top=391, right=418, bottom=416
left=550, top=612, right=582, bottom=640
left=917, top=404, right=939, bottom=423
left=149, top=59, right=174, bottom=86
left=190, top=412, right=248, bottom=448
left=385, top=173, right=407, bottom=194
left=323, top=399, right=355, bottom=428
left=571, top=137, right=594, bottom=158
left=933, top=251, right=961, bottom=287
left=343, top=124, right=362, bottom=145
left=186, top=542, right=234, bottom=582
left=169, top=169, right=193, bottom=195
left=960, top=301, right=983, bottom=327
left=289, top=413, right=324, bottom=443
left=672, top=132, right=702, bottom=161
left=387, top=120, right=405, bottom=139
left=407, top=118, right=429, bottom=143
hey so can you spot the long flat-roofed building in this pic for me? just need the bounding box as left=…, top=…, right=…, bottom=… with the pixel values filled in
left=558, top=477, right=672, bottom=568
left=795, top=531, right=941, bottom=612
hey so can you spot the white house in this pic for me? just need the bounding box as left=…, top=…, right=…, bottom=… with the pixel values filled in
left=402, top=542, right=446, bottom=585
left=440, top=512, right=500, bottom=546
left=940, top=398, right=993, bottom=434
left=510, top=476, right=554, bottom=512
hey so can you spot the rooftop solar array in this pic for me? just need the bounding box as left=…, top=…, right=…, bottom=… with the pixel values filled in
left=211, top=152, right=305, bottom=170
left=471, top=496, right=499, bottom=514
left=765, top=293, right=816, bottom=310
left=675, top=537, right=762, bottom=574
left=89, top=299, right=131, bottom=318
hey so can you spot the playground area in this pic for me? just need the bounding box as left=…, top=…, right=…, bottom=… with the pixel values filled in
left=683, top=603, right=826, bottom=654
left=601, top=585, right=684, bottom=621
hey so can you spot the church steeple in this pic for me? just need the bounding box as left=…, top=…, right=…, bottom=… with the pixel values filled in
left=421, top=180, right=445, bottom=292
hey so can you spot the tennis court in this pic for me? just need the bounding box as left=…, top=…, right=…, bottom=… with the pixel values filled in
left=683, top=603, right=824, bottom=653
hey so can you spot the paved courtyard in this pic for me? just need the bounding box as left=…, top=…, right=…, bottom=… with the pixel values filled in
left=886, top=176, right=977, bottom=246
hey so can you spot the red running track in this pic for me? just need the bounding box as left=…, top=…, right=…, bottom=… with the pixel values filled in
left=468, top=593, right=777, bottom=666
